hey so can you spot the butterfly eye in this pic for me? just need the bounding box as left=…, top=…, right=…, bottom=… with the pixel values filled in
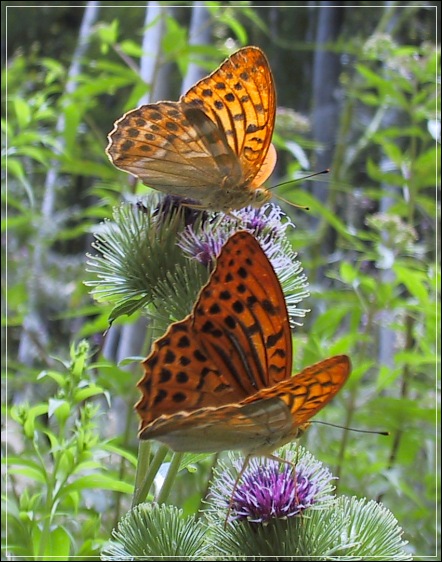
left=252, top=188, right=272, bottom=206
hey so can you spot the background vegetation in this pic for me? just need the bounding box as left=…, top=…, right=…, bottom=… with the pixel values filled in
left=2, top=1, right=440, bottom=560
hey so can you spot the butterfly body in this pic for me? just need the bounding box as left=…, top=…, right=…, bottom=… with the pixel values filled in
left=136, top=231, right=351, bottom=455
left=107, top=47, right=276, bottom=212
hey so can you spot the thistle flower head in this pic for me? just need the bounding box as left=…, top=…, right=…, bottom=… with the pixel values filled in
left=86, top=196, right=309, bottom=328
left=231, top=462, right=316, bottom=522
left=209, top=446, right=336, bottom=524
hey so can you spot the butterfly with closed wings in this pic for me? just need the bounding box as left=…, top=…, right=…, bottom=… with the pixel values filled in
left=106, top=47, right=277, bottom=212
left=136, top=231, right=351, bottom=457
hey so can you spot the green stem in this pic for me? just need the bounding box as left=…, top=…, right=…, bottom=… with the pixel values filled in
left=156, top=452, right=183, bottom=504
left=113, top=388, right=138, bottom=527
left=37, top=478, right=53, bottom=560
left=132, top=442, right=168, bottom=507
left=335, top=302, right=375, bottom=486
left=34, top=438, right=54, bottom=560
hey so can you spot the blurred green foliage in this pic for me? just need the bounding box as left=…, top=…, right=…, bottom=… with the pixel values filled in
left=2, top=4, right=439, bottom=560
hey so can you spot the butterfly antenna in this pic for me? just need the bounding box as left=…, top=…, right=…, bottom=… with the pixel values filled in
left=273, top=193, right=310, bottom=210
left=269, top=168, right=330, bottom=210
left=271, top=168, right=330, bottom=191
left=311, top=420, right=389, bottom=436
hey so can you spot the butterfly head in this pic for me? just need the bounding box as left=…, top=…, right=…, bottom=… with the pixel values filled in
left=249, top=187, right=272, bottom=208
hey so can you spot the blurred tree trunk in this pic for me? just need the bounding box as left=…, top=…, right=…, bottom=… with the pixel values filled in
left=102, top=1, right=169, bottom=367
left=181, top=2, right=213, bottom=93
left=309, top=3, right=344, bottom=236
left=103, top=1, right=213, bottom=367
left=18, top=1, right=101, bottom=366
left=138, top=2, right=169, bottom=105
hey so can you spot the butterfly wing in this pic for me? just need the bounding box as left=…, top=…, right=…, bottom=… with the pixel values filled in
left=181, top=46, right=277, bottom=188
left=139, top=399, right=294, bottom=453
left=241, top=355, right=351, bottom=425
left=191, top=229, right=292, bottom=392
left=106, top=101, right=242, bottom=194
left=107, top=47, right=276, bottom=210
left=139, top=356, right=351, bottom=453
left=136, top=231, right=292, bottom=433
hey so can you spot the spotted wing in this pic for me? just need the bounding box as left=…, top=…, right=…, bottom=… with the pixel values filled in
left=181, top=46, right=277, bottom=187
left=106, top=100, right=242, bottom=194
left=241, top=355, right=351, bottom=425
left=136, top=231, right=292, bottom=432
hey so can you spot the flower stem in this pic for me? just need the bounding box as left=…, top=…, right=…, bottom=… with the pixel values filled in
left=132, top=442, right=168, bottom=507
left=156, top=452, right=183, bottom=504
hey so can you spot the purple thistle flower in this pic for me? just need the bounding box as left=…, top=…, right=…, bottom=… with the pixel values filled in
left=232, top=463, right=314, bottom=522
left=178, top=203, right=295, bottom=267
left=227, top=204, right=293, bottom=237
left=209, top=447, right=336, bottom=524
left=87, top=197, right=309, bottom=327
left=177, top=224, right=227, bottom=268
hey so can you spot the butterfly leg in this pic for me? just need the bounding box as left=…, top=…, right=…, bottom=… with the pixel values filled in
left=224, top=454, right=252, bottom=528
left=264, top=447, right=305, bottom=512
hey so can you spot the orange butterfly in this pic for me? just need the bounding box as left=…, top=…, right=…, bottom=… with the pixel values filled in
left=106, top=46, right=277, bottom=212
left=136, top=231, right=351, bottom=456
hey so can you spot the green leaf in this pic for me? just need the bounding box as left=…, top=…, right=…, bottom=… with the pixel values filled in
left=41, top=57, right=66, bottom=84
left=13, top=97, right=32, bottom=128
left=179, top=453, right=212, bottom=472
left=73, top=385, right=105, bottom=403
left=8, top=466, right=47, bottom=484
left=108, top=297, right=148, bottom=325
left=162, top=15, right=188, bottom=55
left=61, top=474, right=133, bottom=496
left=71, top=460, right=103, bottom=475
left=118, top=355, right=144, bottom=366
left=48, top=398, right=70, bottom=423
left=119, top=39, right=143, bottom=57
left=394, top=264, right=431, bottom=303
left=103, top=442, right=138, bottom=466
left=23, top=404, right=49, bottom=438
left=97, top=19, right=119, bottom=46
left=37, top=369, right=65, bottom=386
left=5, top=158, right=35, bottom=205
left=5, top=456, right=46, bottom=476
left=311, top=307, right=350, bottom=340
left=284, top=191, right=357, bottom=242
left=15, top=145, right=52, bottom=165
left=217, top=13, right=248, bottom=45
left=48, top=526, right=71, bottom=559
left=339, top=262, right=358, bottom=284
left=63, top=102, right=82, bottom=155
